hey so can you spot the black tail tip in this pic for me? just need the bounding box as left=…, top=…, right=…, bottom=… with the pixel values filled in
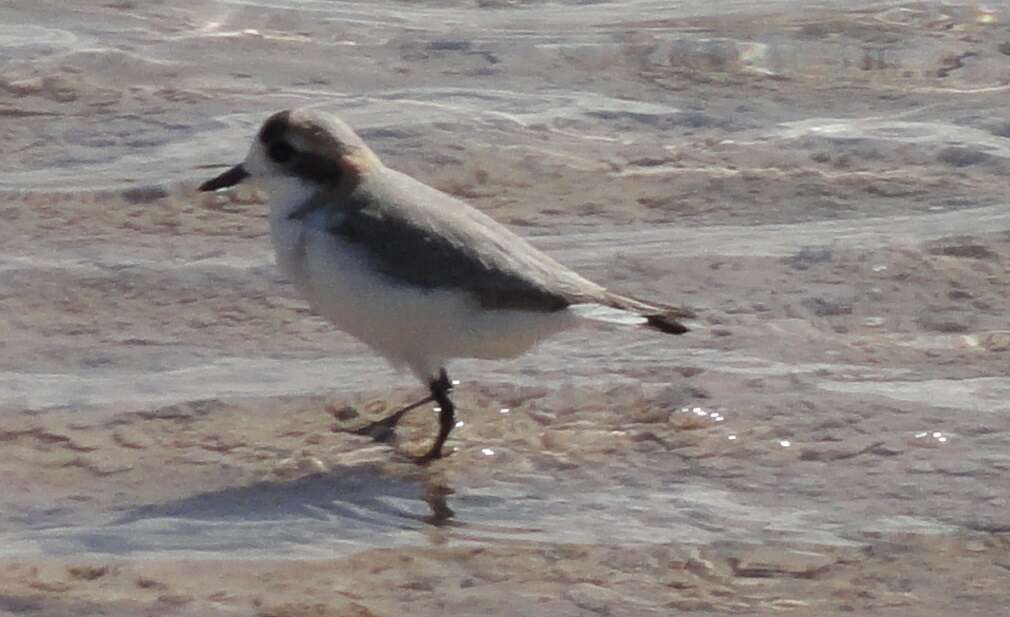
left=646, top=314, right=689, bottom=335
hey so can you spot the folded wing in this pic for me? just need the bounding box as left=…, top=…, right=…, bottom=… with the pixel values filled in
left=320, top=168, right=692, bottom=333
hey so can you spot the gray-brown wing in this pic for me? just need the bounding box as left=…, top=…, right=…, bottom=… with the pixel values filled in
left=319, top=169, right=606, bottom=312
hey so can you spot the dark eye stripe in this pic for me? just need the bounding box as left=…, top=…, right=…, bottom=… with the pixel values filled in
left=291, top=151, right=343, bottom=184
left=268, top=141, right=294, bottom=163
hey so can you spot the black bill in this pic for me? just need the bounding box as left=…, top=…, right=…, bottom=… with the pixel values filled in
left=199, top=164, right=249, bottom=191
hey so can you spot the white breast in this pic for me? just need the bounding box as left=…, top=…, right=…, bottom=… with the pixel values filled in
left=265, top=178, right=319, bottom=293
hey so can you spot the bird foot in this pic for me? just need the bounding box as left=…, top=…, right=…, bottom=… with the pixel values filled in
left=340, top=394, right=436, bottom=443
left=407, top=445, right=452, bottom=465
left=350, top=417, right=399, bottom=443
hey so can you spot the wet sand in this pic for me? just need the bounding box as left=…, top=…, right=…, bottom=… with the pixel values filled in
left=3, top=0, right=1010, bottom=615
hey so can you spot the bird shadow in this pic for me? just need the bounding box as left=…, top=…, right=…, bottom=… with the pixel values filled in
left=114, top=462, right=457, bottom=531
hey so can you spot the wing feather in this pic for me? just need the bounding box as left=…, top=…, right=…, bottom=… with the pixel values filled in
left=316, top=168, right=604, bottom=312
left=300, top=167, right=692, bottom=332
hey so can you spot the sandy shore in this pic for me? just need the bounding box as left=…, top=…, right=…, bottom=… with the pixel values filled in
left=3, top=378, right=1010, bottom=615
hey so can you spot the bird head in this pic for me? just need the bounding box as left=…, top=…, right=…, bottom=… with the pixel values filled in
left=199, top=108, right=380, bottom=195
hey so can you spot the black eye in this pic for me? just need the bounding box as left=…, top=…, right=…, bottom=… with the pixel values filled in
left=268, top=141, right=294, bottom=163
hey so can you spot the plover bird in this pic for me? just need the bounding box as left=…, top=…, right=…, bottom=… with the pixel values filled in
left=200, top=108, right=692, bottom=461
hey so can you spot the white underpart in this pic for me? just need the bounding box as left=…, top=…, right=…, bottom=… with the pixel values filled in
left=569, top=303, right=648, bottom=326
left=249, top=145, right=577, bottom=381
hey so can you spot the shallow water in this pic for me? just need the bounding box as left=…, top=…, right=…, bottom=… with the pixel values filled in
left=2, top=0, right=1010, bottom=614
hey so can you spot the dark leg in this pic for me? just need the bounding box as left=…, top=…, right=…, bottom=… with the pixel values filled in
left=346, top=369, right=454, bottom=445
left=349, top=394, right=434, bottom=442
left=434, top=368, right=453, bottom=394
left=416, top=369, right=456, bottom=463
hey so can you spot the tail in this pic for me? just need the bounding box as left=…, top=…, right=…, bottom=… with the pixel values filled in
left=569, top=293, right=695, bottom=335
left=645, top=310, right=692, bottom=335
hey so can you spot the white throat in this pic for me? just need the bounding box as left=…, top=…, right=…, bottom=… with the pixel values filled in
left=258, top=174, right=323, bottom=296
left=241, top=140, right=321, bottom=221
left=259, top=175, right=320, bottom=221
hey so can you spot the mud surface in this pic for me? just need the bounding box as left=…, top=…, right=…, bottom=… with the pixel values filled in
left=2, top=1, right=1010, bottom=615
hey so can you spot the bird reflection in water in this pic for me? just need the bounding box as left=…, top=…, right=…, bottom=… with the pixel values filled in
left=420, top=471, right=455, bottom=527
